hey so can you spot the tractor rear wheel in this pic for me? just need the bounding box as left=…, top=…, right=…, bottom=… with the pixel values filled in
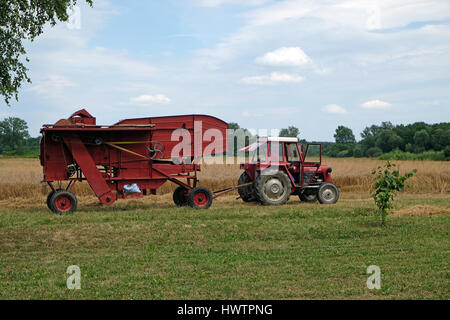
left=237, top=172, right=255, bottom=202
left=254, top=170, right=291, bottom=206
left=299, top=189, right=318, bottom=203
left=46, top=188, right=64, bottom=210
left=317, top=183, right=339, bottom=204
left=188, top=186, right=213, bottom=209
left=49, top=190, right=78, bottom=214
left=173, top=186, right=189, bottom=207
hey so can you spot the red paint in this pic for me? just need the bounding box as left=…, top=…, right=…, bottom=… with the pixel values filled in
left=192, top=191, right=209, bottom=206
left=53, top=194, right=74, bottom=212
left=40, top=110, right=228, bottom=210
left=242, top=140, right=333, bottom=193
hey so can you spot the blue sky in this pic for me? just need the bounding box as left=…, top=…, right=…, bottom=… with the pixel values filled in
left=1, top=0, right=450, bottom=141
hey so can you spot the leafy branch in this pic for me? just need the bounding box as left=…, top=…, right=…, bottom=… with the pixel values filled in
left=371, top=161, right=417, bottom=226
left=0, top=0, right=93, bottom=105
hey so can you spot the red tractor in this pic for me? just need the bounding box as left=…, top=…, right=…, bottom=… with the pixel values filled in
left=237, top=137, right=339, bottom=205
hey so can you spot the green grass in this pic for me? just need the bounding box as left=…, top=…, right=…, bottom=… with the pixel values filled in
left=0, top=196, right=449, bottom=299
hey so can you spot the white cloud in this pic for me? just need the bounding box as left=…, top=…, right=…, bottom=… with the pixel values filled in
left=29, top=75, right=78, bottom=95
left=323, top=104, right=347, bottom=114
left=361, top=99, right=392, bottom=109
left=256, top=47, right=311, bottom=67
left=245, top=0, right=450, bottom=30
left=130, top=94, right=171, bottom=104
left=197, top=0, right=450, bottom=68
left=195, top=0, right=269, bottom=7
left=240, top=72, right=304, bottom=85
left=40, top=46, right=156, bottom=77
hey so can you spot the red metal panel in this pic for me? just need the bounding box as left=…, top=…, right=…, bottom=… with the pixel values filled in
left=114, top=114, right=228, bottom=157
left=62, top=134, right=116, bottom=205
left=40, top=110, right=228, bottom=207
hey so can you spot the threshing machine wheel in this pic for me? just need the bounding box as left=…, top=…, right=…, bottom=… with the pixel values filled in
left=254, top=170, right=291, bottom=206
left=317, top=183, right=339, bottom=205
left=173, top=186, right=189, bottom=207
left=49, top=190, right=78, bottom=214
left=299, top=189, right=318, bottom=203
left=46, top=188, right=64, bottom=210
left=237, top=172, right=255, bottom=202
left=188, top=186, right=213, bottom=209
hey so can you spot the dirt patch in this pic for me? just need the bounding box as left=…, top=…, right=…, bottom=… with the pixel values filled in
left=392, top=205, right=450, bottom=217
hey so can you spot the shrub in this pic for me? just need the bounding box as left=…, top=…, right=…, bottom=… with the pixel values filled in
left=372, top=161, right=417, bottom=226
left=366, top=147, right=383, bottom=158
left=379, top=150, right=447, bottom=161
left=353, top=145, right=364, bottom=158
left=444, top=146, right=450, bottom=159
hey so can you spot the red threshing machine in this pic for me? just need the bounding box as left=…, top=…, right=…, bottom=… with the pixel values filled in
left=40, top=109, right=228, bottom=213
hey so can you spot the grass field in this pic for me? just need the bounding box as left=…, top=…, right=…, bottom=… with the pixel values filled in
left=0, top=157, right=449, bottom=299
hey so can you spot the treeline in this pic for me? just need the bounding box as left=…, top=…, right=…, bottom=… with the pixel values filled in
left=1, top=116, right=449, bottom=161
left=228, top=121, right=450, bottom=161
left=327, top=122, right=450, bottom=160
left=0, top=117, right=40, bottom=157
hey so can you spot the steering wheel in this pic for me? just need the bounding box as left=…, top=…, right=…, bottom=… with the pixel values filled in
left=146, top=141, right=165, bottom=160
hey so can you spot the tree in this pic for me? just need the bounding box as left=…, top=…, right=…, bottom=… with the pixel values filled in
left=279, top=126, right=300, bottom=138
left=375, top=130, right=403, bottom=153
left=227, top=122, right=254, bottom=157
left=0, top=117, right=30, bottom=151
left=444, top=146, right=450, bottom=159
left=372, top=161, right=416, bottom=226
left=228, top=122, right=240, bottom=130
left=353, top=144, right=364, bottom=158
left=361, top=122, right=393, bottom=139
left=0, top=0, right=93, bottom=105
left=366, top=147, right=383, bottom=158
left=334, top=126, right=356, bottom=144
left=413, top=129, right=430, bottom=151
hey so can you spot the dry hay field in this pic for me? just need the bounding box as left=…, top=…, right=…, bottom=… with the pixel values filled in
left=0, top=156, right=448, bottom=208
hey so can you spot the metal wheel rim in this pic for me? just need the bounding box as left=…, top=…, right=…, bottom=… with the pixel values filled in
left=264, top=178, right=286, bottom=201
left=193, top=191, right=209, bottom=206
left=54, top=195, right=73, bottom=212
left=321, top=187, right=335, bottom=201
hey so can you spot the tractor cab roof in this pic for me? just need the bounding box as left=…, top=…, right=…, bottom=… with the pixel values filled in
left=239, top=137, right=298, bottom=151
left=267, top=137, right=298, bottom=142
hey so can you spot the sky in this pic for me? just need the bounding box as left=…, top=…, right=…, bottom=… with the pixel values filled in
left=1, top=0, right=450, bottom=141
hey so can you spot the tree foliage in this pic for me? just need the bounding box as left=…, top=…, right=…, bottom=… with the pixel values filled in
left=328, top=121, right=450, bottom=160
left=334, top=125, right=355, bottom=144
left=372, top=162, right=417, bottom=226
left=0, top=0, right=93, bottom=105
left=279, top=126, right=300, bottom=138
left=227, top=122, right=240, bottom=130
left=0, top=117, right=30, bottom=150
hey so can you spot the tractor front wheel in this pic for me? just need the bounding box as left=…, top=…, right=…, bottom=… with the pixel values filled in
left=317, top=183, right=339, bottom=204
left=254, top=170, right=291, bottom=206
left=188, top=186, right=213, bottom=209
left=173, top=186, right=189, bottom=207
left=49, top=190, right=78, bottom=214
left=299, top=189, right=318, bottom=203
